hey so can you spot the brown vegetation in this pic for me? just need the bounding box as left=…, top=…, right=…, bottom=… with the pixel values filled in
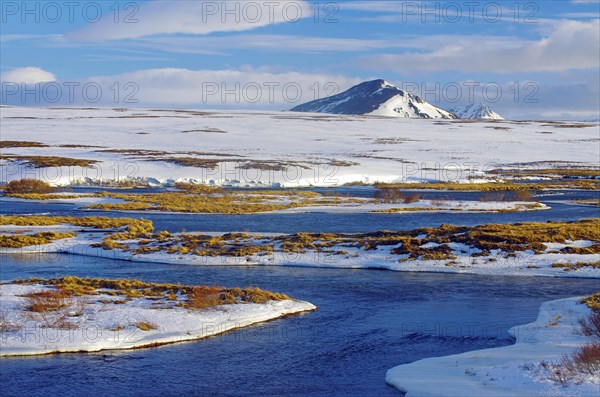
left=25, top=288, right=70, bottom=313
left=491, top=168, right=600, bottom=178
left=560, top=343, right=600, bottom=379
left=0, top=232, right=76, bottom=248
left=478, top=190, right=535, bottom=202
left=0, top=141, right=48, bottom=148
left=133, top=321, right=158, bottom=331
left=108, top=219, right=600, bottom=264
left=577, top=311, right=600, bottom=337
left=5, top=179, right=54, bottom=194
left=5, top=193, right=89, bottom=200
left=0, top=215, right=154, bottom=250
left=375, top=180, right=599, bottom=191
left=12, top=276, right=291, bottom=308
left=374, top=188, right=420, bottom=203
left=0, top=155, right=98, bottom=168
left=84, top=189, right=352, bottom=214
left=551, top=262, right=600, bottom=272
left=581, top=293, right=600, bottom=312
left=0, top=311, right=22, bottom=332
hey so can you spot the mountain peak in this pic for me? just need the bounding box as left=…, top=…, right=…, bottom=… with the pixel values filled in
left=450, top=103, right=504, bottom=120
left=290, top=80, right=455, bottom=119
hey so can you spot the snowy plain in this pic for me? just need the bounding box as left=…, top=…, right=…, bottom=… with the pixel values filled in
left=1, top=106, right=598, bottom=187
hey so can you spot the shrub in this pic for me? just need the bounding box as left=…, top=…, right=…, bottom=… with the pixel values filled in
left=374, top=188, right=419, bottom=204
left=5, top=179, right=54, bottom=194
left=25, top=288, right=70, bottom=313
left=374, top=188, right=402, bottom=203
left=0, top=311, right=22, bottom=332
left=577, top=311, right=600, bottom=337
left=240, top=287, right=289, bottom=304
left=185, top=285, right=223, bottom=309
left=581, top=293, right=600, bottom=312
left=478, top=191, right=507, bottom=202
left=403, top=192, right=420, bottom=204
left=561, top=342, right=600, bottom=376
left=48, top=316, right=78, bottom=330
left=511, top=189, right=534, bottom=201
left=430, top=198, right=447, bottom=207
left=133, top=321, right=158, bottom=331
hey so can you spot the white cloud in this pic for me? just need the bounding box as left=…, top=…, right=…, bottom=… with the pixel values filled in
left=1, top=67, right=56, bottom=83
left=68, top=0, right=310, bottom=41
left=87, top=67, right=361, bottom=108
left=356, top=20, right=600, bottom=73
left=0, top=67, right=358, bottom=108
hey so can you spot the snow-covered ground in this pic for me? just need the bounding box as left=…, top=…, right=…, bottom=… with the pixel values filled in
left=2, top=227, right=598, bottom=278
left=90, top=244, right=600, bottom=278
left=386, top=297, right=599, bottom=397
left=0, top=194, right=549, bottom=214
left=1, top=106, right=598, bottom=187
left=274, top=200, right=548, bottom=214
left=0, top=283, right=315, bottom=357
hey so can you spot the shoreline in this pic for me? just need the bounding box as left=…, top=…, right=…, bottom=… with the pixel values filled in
left=0, top=196, right=551, bottom=215
left=0, top=282, right=316, bottom=358
left=2, top=240, right=599, bottom=279
left=385, top=296, right=599, bottom=396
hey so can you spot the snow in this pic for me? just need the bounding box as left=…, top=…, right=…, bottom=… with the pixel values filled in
left=2, top=227, right=597, bottom=279
left=2, top=195, right=545, bottom=215
left=290, top=79, right=455, bottom=119
left=0, top=283, right=316, bottom=357
left=0, top=195, right=124, bottom=206
left=1, top=106, right=598, bottom=187
left=386, top=297, right=599, bottom=397
left=367, top=91, right=455, bottom=119
left=451, top=103, right=504, bottom=120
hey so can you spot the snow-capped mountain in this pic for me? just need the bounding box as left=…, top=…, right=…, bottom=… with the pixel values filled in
left=290, top=79, right=456, bottom=119
left=449, top=103, right=504, bottom=120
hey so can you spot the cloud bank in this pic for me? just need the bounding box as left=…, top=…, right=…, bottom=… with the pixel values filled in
left=68, top=0, right=310, bottom=41
left=1, top=67, right=57, bottom=84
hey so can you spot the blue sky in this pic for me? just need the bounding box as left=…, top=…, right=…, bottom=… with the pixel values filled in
left=1, top=0, right=599, bottom=119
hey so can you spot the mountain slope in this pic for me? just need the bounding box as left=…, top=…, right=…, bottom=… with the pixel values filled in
left=290, top=79, right=456, bottom=119
left=450, top=103, right=504, bottom=120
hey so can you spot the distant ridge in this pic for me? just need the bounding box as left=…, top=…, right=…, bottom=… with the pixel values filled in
left=449, top=103, right=504, bottom=120
left=290, top=79, right=456, bottom=119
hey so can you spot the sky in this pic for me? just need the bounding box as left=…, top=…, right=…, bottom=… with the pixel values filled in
left=1, top=0, right=599, bottom=119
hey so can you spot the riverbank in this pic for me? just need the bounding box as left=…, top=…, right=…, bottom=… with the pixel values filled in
left=2, top=217, right=599, bottom=278
left=386, top=296, right=600, bottom=396
left=0, top=278, right=316, bottom=357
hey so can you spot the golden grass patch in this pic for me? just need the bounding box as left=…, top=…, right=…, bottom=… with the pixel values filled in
left=0, top=155, right=98, bottom=168
left=0, top=232, right=76, bottom=248
left=11, top=276, right=291, bottom=309
left=84, top=189, right=344, bottom=214
left=581, top=293, right=600, bottom=312
left=375, top=180, right=599, bottom=191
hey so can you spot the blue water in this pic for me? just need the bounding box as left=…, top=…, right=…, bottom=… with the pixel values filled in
left=1, top=191, right=599, bottom=396
left=1, top=254, right=599, bottom=397
left=1, top=190, right=598, bottom=234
